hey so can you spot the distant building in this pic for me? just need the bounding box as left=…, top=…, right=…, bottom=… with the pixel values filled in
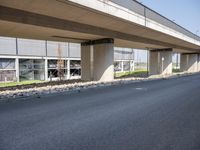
left=0, top=36, right=134, bottom=82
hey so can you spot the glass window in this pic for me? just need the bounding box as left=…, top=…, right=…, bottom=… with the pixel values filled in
left=114, top=61, right=122, bottom=72
left=123, top=61, right=130, bottom=71
left=19, top=59, right=45, bottom=81
left=48, top=59, right=68, bottom=78
left=70, top=60, right=81, bottom=76
left=0, top=58, right=15, bottom=69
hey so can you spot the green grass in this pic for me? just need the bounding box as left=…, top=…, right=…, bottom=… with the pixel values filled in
left=0, top=80, right=44, bottom=87
left=115, top=70, right=148, bottom=78
left=172, top=68, right=181, bottom=73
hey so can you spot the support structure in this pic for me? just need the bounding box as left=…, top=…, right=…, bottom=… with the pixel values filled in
left=15, top=58, right=19, bottom=82
left=180, top=53, right=198, bottom=73
left=81, top=38, right=114, bottom=81
left=81, top=45, right=92, bottom=81
left=149, top=49, right=173, bottom=75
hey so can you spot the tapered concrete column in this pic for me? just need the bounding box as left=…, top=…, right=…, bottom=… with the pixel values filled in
left=180, top=53, right=198, bottom=72
left=93, top=40, right=114, bottom=81
left=81, top=38, right=114, bottom=81
left=15, top=58, right=19, bottom=82
left=149, top=49, right=172, bottom=75
left=81, top=45, right=92, bottom=81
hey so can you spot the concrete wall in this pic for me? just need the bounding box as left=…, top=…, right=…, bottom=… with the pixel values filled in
left=93, top=43, right=114, bottom=81
left=187, top=54, right=198, bottom=72
left=149, top=51, right=159, bottom=75
left=180, top=54, right=187, bottom=72
left=160, top=51, right=173, bottom=75
left=81, top=45, right=91, bottom=80
left=180, top=54, right=198, bottom=72
left=149, top=50, right=172, bottom=75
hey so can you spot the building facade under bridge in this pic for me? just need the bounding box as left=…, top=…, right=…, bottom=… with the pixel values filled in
left=0, top=36, right=134, bottom=82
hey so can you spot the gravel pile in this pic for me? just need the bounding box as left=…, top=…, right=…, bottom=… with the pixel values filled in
left=0, top=72, right=196, bottom=101
left=0, top=79, right=84, bottom=91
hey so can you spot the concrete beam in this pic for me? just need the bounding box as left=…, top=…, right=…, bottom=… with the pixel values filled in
left=149, top=49, right=173, bottom=75
left=0, top=5, right=199, bottom=51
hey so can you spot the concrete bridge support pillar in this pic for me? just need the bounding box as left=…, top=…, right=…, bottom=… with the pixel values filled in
left=180, top=53, right=198, bottom=73
left=149, top=49, right=172, bottom=75
left=81, top=45, right=92, bottom=81
left=81, top=38, right=114, bottom=81
left=198, top=54, right=200, bottom=72
left=93, top=40, right=114, bottom=81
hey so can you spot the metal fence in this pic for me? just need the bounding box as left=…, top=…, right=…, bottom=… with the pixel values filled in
left=110, top=0, right=200, bottom=41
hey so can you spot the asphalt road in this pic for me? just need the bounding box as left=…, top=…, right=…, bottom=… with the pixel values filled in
left=1, top=74, right=200, bottom=150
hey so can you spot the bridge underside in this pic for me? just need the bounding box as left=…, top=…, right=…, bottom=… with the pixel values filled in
left=0, top=0, right=200, bottom=81
left=0, top=0, right=199, bottom=52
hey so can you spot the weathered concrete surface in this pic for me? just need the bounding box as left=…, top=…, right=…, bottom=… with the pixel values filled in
left=81, top=45, right=92, bottom=80
left=0, top=1, right=199, bottom=51
left=149, top=50, right=172, bottom=75
left=93, top=42, right=114, bottom=81
left=180, top=54, right=198, bottom=72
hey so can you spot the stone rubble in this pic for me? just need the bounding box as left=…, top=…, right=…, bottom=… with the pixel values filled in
left=0, top=72, right=195, bottom=101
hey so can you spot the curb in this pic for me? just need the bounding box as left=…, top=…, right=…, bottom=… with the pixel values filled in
left=0, top=72, right=199, bottom=102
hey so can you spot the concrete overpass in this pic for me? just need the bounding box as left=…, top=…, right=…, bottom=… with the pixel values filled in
left=0, top=0, right=200, bottom=81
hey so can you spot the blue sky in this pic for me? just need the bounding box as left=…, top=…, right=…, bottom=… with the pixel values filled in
left=135, top=0, right=200, bottom=62
left=138, top=0, right=200, bottom=35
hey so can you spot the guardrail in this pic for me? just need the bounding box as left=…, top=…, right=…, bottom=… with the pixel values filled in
left=110, top=0, right=200, bottom=41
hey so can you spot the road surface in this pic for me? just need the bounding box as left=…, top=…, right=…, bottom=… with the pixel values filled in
left=0, top=74, right=200, bottom=150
